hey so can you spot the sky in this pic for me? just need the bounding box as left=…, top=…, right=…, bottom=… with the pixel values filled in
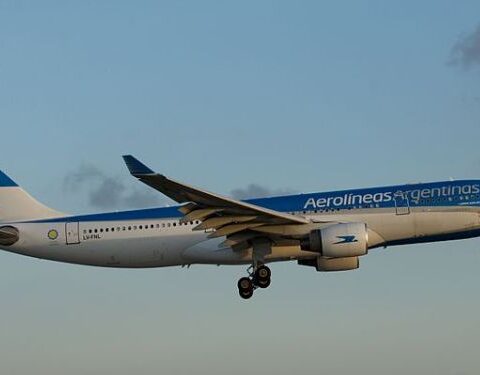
left=1, top=1, right=480, bottom=374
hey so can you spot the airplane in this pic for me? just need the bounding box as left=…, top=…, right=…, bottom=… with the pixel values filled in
left=1, top=155, right=480, bottom=299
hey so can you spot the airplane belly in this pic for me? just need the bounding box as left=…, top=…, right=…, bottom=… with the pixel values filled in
left=8, top=225, right=207, bottom=268
left=125, top=234, right=204, bottom=267
left=183, top=238, right=316, bottom=265
left=326, top=209, right=480, bottom=244
left=414, top=211, right=479, bottom=238
left=77, top=234, right=204, bottom=268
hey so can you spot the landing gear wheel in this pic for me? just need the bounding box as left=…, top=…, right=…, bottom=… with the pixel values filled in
left=256, top=277, right=271, bottom=289
left=238, top=277, right=253, bottom=291
left=253, top=265, right=271, bottom=288
left=255, top=265, right=271, bottom=281
left=237, top=277, right=254, bottom=299
left=239, top=288, right=254, bottom=299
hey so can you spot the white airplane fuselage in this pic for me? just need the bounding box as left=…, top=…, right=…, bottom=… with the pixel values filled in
left=3, top=180, right=480, bottom=268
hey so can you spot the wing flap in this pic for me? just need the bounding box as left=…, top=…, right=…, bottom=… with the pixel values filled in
left=181, top=208, right=224, bottom=223
left=194, top=215, right=258, bottom=230
left=207, top=223, right=264, bottom=238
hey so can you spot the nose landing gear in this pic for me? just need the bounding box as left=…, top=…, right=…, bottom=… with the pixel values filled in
left=237, top=265, right=272, bottom=299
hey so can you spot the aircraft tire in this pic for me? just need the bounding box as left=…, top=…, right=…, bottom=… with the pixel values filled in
left=239, top=288, right=254, bottom=299
left=255, top=265, right=271, bottom=281
left=256, top=277, right=271, bottom=289
left=238, top=277, right=254, bottom=299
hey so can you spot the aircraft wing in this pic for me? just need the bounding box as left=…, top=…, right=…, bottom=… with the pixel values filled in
left=122, top=155, right=311, bottom=244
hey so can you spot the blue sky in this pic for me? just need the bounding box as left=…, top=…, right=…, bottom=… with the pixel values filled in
left=1, top=1, right=480, bottom=374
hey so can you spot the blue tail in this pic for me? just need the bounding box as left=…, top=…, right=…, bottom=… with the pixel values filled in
left=0, top=171, right=18, bottom=187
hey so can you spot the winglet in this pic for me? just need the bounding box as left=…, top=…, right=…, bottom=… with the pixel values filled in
left=122, top=155, right=155, bottom=176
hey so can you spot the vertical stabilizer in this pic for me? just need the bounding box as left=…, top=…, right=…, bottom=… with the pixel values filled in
left=0, top=170, right=63, bottom=222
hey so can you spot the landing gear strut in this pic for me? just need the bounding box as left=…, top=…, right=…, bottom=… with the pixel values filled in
left=237, top=239, right=272, bottom=299
left=237, top=264, right=271, bottom=299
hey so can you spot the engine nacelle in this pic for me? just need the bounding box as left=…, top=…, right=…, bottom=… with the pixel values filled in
left=298, top=256, right=359, bottom=272
left=301, top=222, right=368, bottom=258
left=0, top=226, right=19, bottom=246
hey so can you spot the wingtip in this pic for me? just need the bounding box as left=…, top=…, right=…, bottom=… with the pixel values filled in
left=122, top=155, right=155, bottom=175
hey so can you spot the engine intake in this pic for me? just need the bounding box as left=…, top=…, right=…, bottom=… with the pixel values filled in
left=301, top=222, right=368, bottom=258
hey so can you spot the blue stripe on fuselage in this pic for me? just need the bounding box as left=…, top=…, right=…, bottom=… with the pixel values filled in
left=24, top=179, right=480, bottom=223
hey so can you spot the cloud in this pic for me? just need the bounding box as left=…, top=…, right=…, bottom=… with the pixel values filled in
left=448, top=24, right=480, bottom=69
left=230, top=184, right=296, bottom=200
left=88, top=176, right=126, bottom=209
left=63, top=163, right=165, bottom=210
left=63, top=164, right=103, bottom=193
left=64, top=165, right=296, bottom=209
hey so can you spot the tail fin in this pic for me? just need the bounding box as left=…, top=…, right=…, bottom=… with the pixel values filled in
left=0, top=170, right=63, bottom=222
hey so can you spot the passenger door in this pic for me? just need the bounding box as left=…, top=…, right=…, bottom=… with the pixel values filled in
left=394, top=191, right=410, bottom=215
left=65, top=222, right=80, bottom=245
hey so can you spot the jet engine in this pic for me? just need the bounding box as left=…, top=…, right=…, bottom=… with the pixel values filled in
left=0, top=226, right=19, bottom=246
left=300, top=222, right=368, bottom=258
left=298, top=256, right=359, bottom=272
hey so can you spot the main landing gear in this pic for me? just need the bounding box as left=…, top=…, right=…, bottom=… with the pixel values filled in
left=237, top=264, right=272, bottom=300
